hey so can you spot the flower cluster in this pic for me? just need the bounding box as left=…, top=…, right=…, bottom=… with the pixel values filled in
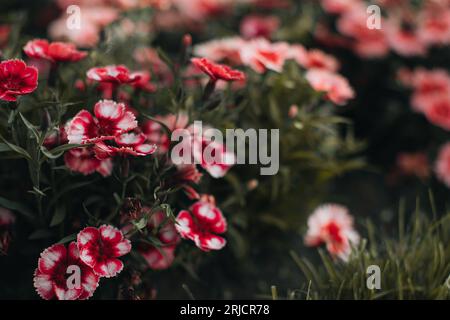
left=33, top=225, right=131, bottom=300
left=194, top=37, right=354, bottom=105
left=318, top=0, right=450, bottom=58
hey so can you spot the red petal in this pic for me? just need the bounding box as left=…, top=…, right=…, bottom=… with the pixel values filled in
left=111, top=239, right=132, bottom=257
left=175, top=210, right=196, bottom=241
left=196, top=233, right=226, bottom=251
left=33, top=269, right=55, bottom=300
left=99, top=224, right=123, bottom=244
left=38, top=243, right=67, bottom=274
left=93, top=258, right=124, bottom=278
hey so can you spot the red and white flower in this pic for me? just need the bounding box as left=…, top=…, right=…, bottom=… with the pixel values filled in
left=435, top=142, right=450, bottom=188
left=93, top=132, right=157, bottom=159
left=66, top=100, right=138, bottom=144
left=191, top=57, right=245, bottom=82
left=305, top=204, right=360, bottom=261
left=64, top=147, right=113, bottom=177
left=33, top=242, right=100, bottom=300
left=77, top=225, right=132, bottom=278
left=24, top=39, right=87, bottom=63
left=0, top=59, right=38, bottom=102
left=87, top=65, right=140, bottom=84
left=140, top=246, right=177, bottom=270
left=305, top=69, right=355, bottom=105
left=175, top=197, right=227, bottom=251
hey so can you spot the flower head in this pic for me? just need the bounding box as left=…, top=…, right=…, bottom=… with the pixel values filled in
left=305, top=69, right=355, bottom=105
left=175, top=197, right=227, bottom=251
left=305, top=204, right=359, bottom=261
left=93, top=133, right=158, bottom=159
left=87, top=65, right=140, bottom=84
left=191, top=57, right=245, bottom=82
left=33, top=242, right=99, bottom=300
left=77, top=225, right=132, bottom=278
left=66, top=100, right=138, bottom=144
left=24, top=39, right=87, bottom=63
left=0, top=59, right=38, bottom=102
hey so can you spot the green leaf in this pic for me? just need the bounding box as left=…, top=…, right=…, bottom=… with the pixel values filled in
left=0, top=134, right=32, bottom=160
left=19, top=112, right=40, bottom=142
left=50, top=203, right=66, bottom=227
left=56, top=233, right=77, bottom=244
left=29, top=229, right=53, bottom=240
left=0, top=143, right=12, bottom=152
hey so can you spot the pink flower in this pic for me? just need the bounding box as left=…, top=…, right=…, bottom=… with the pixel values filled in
left=305, top=204, right=359, bottom=261
left=418, top=8, right=450, bottom=46
left=129, top=71, right=156, bottom=92
left=64, top=147, right=113, bottom=177
left=409, top=68, right=450, bottom=112
left=305, top=69, right=355, bottom=105
left=66, top=100, right=138, bottom=144
left=385, top=20, right=426, bottom=57
left=337, top=6, right=389, bottom=58
left=173, top=0, right=232, bottom=21
left=435, top=142, right=450, bottom=188
left=87, top=65, right=140, bottom=84
left=175, top=197, right=227, bottom=251
left=240, top=38, right=290, bottom=73
left=93, top=132, right=157, bottom=159
left=172, top=124, right=236, bottom=178
left=140, top=246, right=176, bottom=270
left=139, top=210, right=180, bottom=270
left=77, top=225, right=132, bottom=278
left=240, top=14, right=280, bottom=39
left=191, top=58, right=245, bottom=82
left=423, top=95, right=450, bottom=130
left=48, top=17, right=100, bottom=48
left=0, top=59, right=38, bottom=102
left=33, top=242, right=100, bottom=300
left=24, top=39, right=87, bottom=63
left=193, top=37, right=245, bottom=64
left=299, top=49, right=340, bottom=72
